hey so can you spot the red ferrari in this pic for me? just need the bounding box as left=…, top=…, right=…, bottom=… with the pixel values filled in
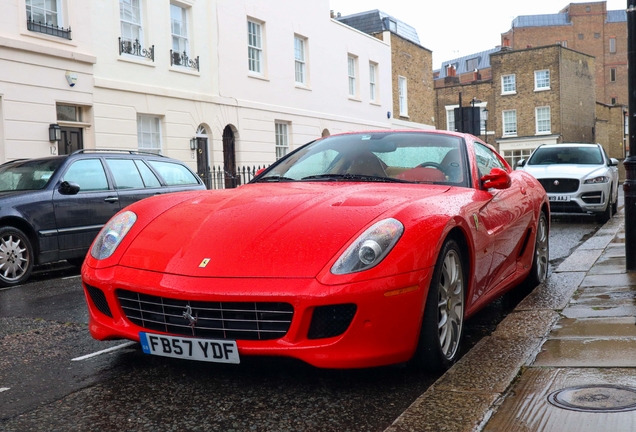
left=81, top=130, right=549, bottom=372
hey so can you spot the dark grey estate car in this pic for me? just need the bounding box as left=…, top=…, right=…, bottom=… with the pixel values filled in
left=0, top=150, right=206, bottom=287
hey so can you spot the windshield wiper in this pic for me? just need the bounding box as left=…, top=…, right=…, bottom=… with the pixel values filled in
left=300, top=174, right=405, bottom=183
left=254, top=175, right=296, bottom=182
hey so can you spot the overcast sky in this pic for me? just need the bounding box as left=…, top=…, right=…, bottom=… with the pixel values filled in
left=329, top=0, right=628, bottom=68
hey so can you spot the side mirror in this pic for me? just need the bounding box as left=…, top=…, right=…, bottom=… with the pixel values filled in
left=481, top=168, right=511, bottom=190
left=58, top=181, right=81, bottom=195
left=255, top=168, right=266, bottom=177
left=610, top=158, right=619, bottom=167
left=516, top=159, right=526, bottom=168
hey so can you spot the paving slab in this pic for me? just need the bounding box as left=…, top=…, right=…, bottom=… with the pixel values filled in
left=580, top=272, right=636, bottom=288
left=534, top=338, right=636, bottom=367
left=555, top=249, right=603, bottom=272
left=549, top=317, right=636, bottom=339
left=484, top=368, right=636, bottom=432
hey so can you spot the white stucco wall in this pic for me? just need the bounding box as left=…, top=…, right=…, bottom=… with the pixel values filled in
left=0, top=0, right=95, bottom=160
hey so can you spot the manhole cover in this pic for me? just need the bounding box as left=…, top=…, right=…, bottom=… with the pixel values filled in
left=548, top=385, right=636, bottom=413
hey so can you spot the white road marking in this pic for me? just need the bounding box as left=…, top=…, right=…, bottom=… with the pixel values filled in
left=63, top=275, right=81, bottom=280
left=72, top=341, right=137, bottom=361
left=0, top=387, right=10, bottom=393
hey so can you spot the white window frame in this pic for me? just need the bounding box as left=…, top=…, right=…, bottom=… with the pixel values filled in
left=503, top=148, right=533, bottom=169
left=503, top=110, right=517, bottom=136
left=294, top=36, right=306, bottom=85
left=26, top=0, right=63, bottom=27
left=534, top=70, right=550, bottom=91
left=347, top=55, right=358, bottom=98
left=535, top=106, right=551, bottom=134
left=502, top=74, right=516, bottom=94
left=275, top=122, right=289, bottom=160
left=248, top=19, right=263, bottom=74
left=398, top=76, right=408, bottom=117
left=137, top=115, right=162, bottom=154
left=120, top=0, right=142, bottom=45
left=445, top=106, right=457, bottom=132
left=369, top=62, right=378, bottom=102
left=170, top=3, right=189, bottom=56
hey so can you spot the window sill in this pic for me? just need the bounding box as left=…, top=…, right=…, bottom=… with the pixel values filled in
left=295, top=84, right=312, bottom=91
left=501, top=91, right=517, bottom=96
left=370, top=101, right=381, bottom=107
left=399, top=113, right=410, bottom=119
left=248, top=73, right=269, bottom=82
left=534, top=87, right=551, bottom=92
left=169, top=66, right=200, bottom=77
left=348, top=97, right=361, bottom=102
left=118, top=56, right=156, bottom=68
left=503, top=134, right=518, bottom=138
left=535, top=131, right=552, bottom=135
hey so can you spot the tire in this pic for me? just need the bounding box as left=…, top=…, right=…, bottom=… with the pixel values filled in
left=597, top=191, right=614, bottom=224
left=0, top=227, right=34, bottom=287
left=524, top=210, right=549, bottom=287
left=412, top=238, right=465, bottom=373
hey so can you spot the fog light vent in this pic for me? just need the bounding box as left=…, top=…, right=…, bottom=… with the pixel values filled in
left=307, top=304, right=357, bottom=339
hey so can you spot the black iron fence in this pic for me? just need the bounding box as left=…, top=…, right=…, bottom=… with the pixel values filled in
left=27, top=18, right=72, bottom=39
left=201, top=165, right=269, bottom=190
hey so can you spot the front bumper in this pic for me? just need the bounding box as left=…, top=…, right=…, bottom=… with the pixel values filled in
left=81, top=265, right=432, bottom=369
left=547, top=183, right=611, bottom=215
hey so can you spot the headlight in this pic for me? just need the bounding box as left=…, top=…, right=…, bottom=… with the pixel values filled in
left=90, top=211, right=137, bottom=260
left=331, top=218, right=404, bottom=275
left=584, top=176, right=609, bottom=184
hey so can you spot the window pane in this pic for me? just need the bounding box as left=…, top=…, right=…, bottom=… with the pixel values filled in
left=106, top=159, right=145, bottom=189
left=148, top=161, right=199, bottom=185
left=64, top=159, right=109, bottom=191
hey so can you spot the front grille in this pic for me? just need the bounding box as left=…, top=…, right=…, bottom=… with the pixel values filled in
left=550, top=201, right=583, bottom=213
left=539, top=178, right=579, bottom=193
left=85, top=284, right=113, bottom=318
left=116, top=289, right=293, bottom=341
left=308, top=304, right=357, bottom=339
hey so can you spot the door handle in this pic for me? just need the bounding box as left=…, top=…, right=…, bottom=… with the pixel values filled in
left=104, top=196, right=119, bottom=203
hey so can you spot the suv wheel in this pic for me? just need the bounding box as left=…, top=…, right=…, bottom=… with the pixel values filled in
left=0, top=227, right=34, bottom=287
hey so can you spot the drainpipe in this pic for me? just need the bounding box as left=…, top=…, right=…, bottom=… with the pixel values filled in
left=624, top=0, right=636, bottom=270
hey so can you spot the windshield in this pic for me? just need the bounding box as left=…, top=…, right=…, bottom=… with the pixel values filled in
left=0, top=158, right=63, bottom=192
left=527, top=146, right=603, bottom=165
left=256, top=132, right=467, bottom=186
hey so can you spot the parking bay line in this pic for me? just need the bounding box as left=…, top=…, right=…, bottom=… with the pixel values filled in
left=0, top=387, right=9, bottom=393
left=72, top=341, right=137, bottom=361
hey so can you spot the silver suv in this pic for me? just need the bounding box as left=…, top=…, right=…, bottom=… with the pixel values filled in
left=517, top=143, right=619, bottom=223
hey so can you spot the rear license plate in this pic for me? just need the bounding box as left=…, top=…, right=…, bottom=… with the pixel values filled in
left=139, top=332, right=240, bottom=364
left=549, top=195, right=570, bottom=202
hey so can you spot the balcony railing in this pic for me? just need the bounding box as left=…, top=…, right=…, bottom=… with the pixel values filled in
left=27, top=18, right=71, bottom=40
left=170, top=50, right=199, bottom=71
left=119, top=37, right=154, bottom=61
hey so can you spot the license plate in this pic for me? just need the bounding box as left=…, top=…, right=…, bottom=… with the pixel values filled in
left=549, top=195, right=570, bottom=202
left=139, top=332, right=240, bottom=364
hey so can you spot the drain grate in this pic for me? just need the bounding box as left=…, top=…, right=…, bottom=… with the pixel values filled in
left=548, top=385, right=636, bottom=413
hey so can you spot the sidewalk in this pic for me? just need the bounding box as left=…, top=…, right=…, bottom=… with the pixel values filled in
left=386, top=207, right=636, bottom=432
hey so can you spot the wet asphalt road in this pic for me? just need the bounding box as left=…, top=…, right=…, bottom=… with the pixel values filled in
left=0, top=217, right=602, bottom=432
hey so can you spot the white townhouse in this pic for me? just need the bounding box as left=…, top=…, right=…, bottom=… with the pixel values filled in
left=0, top=0, right=398, bottom=188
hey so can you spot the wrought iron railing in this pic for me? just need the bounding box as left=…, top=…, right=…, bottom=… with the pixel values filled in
left=170, top=50, right=199, bottom=71
left=27, top=18, right=71, bottom=39
left=200, top=165, right=269, bottom=190
left=119, top=37, right=154, bottom=61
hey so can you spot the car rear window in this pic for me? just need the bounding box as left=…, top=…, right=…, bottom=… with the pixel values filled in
left=147, top=160, right=200, bottom=186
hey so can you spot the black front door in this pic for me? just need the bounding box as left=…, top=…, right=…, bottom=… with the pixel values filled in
left=223, top=126, right=236, bottom=188
left=60, top=127, right=83, bottom=155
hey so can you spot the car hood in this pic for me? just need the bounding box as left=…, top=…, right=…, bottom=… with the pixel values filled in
left=522, top=164, right=608, bottom=180
left=119, top=182, right=449, bottom=278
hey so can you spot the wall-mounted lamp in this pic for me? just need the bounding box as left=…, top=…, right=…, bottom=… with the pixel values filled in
left=49, top=124, right=61, bottom=142
left=190, top=137, right=197, bottom=151
left=482, top=108, right=489, bottom=143
left=387, top=111, right=391, bottom=119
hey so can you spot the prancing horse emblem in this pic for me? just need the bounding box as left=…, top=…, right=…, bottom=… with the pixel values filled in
left=182, top=305, right=198, bottom=328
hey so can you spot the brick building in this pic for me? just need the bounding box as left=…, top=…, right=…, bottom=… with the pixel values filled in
left=336, top=10, right=435, bottom=128
left=501, top=1, right=626, bottom=107
left=435, top=45, right=597, bottom=169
